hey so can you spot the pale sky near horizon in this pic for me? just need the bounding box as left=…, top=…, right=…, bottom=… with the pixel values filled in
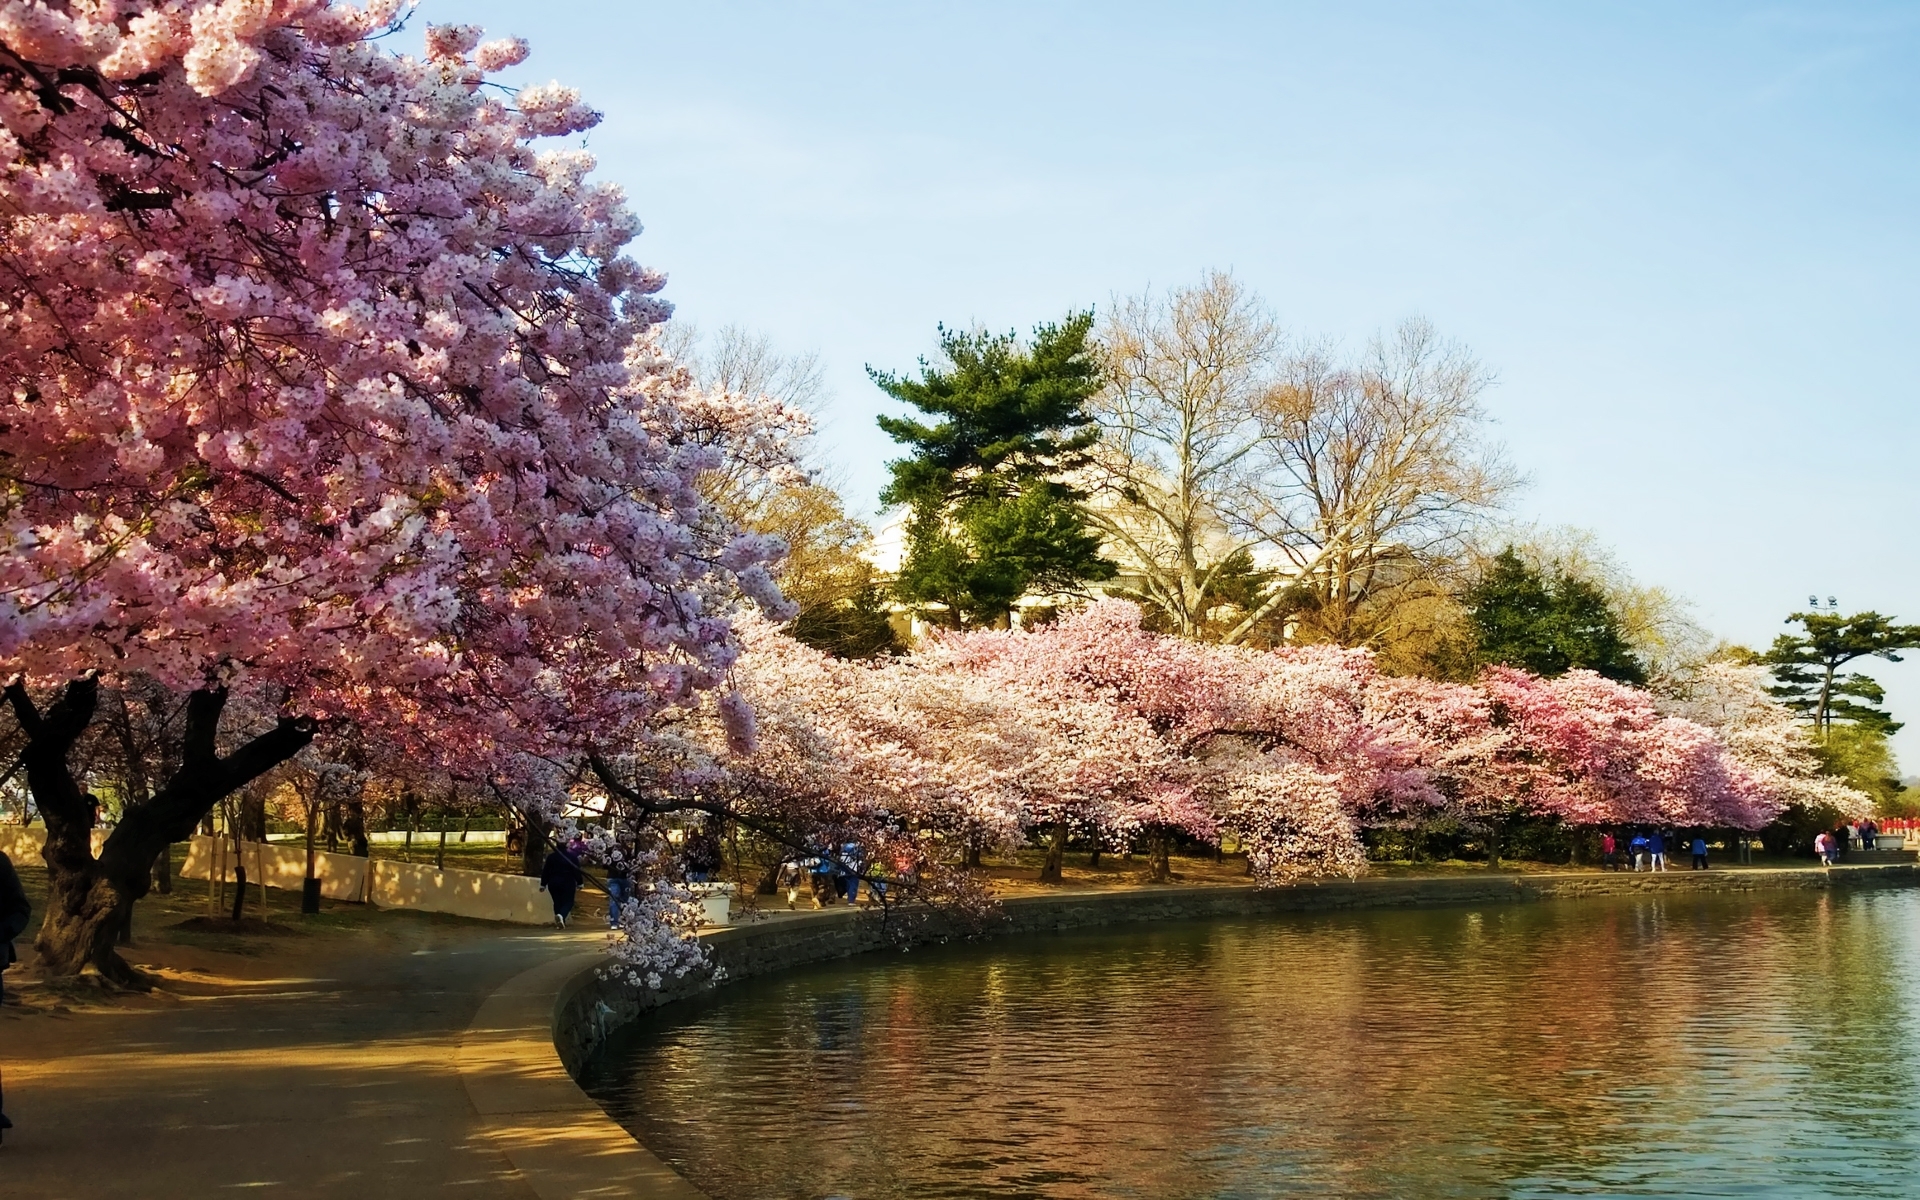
left=423, top=1, right=1919, bottom=765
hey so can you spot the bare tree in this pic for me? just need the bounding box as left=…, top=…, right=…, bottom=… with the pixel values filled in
left=1229, top=318, right=1516, bottom=646
left=1087, top=273, right=1516, bottom=647
left=662, top=321, right=828, bottom=415
left=1086, top=271, right=1283, bottom=638
left=664, top=323, right=898, bottom=657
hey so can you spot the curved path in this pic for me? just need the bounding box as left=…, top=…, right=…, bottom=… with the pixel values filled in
left=456, top=950, right=703, bottom=1200
left=1, top=918, right=608, bottom=1198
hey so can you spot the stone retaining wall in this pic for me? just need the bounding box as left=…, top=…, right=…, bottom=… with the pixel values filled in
left=553, top=862, right=1920, bottom=1076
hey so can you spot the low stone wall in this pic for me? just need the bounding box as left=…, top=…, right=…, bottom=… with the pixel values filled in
left=181, top=834, right=369, bottom=901
left=554, top=863, right=1920, bottom=1077
left=369, top=857, right=549, bottom=924
left=180, top=834, right=550, bottom=923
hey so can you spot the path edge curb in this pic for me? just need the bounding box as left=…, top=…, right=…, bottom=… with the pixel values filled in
left=458, top=950, right=709, bottom=1199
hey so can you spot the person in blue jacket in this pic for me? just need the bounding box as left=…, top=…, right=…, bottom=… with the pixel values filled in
left=1648, top=830, right=1668, bottom=872
left=1690, top=835, right=1709, bottom=870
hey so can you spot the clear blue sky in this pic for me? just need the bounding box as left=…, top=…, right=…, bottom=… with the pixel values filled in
left=425, top=1, right=1920, bottom=763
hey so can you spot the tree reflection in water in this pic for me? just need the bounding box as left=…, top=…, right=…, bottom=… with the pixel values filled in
left=583, top=889, right=1920, bottom=1199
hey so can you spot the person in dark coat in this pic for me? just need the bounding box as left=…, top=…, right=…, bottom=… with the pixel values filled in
left=1, top=848, right=32, bottom=1142
left=682, top=824, right=722, bottom=884
left=538, top=841, right=584, bottom=929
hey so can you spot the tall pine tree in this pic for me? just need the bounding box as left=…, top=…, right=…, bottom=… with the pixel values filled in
left=1463, top=548, right=1646, bottom=683
left=873, top=314, right=1115, bottom=627
left=1762, top=610, right=1920, bottom=735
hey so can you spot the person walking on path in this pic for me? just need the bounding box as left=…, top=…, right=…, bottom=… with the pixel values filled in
left=604, top=843, right=632, bottom=930
left=1691, top=836, right=1709, bottom=870
left=0, top=848, right=32, bottom=1144
left=539, top=839, right=585, bottom=929
left=1649, top=831, right=1668, bottom=872
left=682, top=823, right=722, bottom=884
left=1629, top=832, right=1649, bottom=872
left=1600, top=832, right=1618, bottom=871
left=1815, top=831, right=1833, bottom=866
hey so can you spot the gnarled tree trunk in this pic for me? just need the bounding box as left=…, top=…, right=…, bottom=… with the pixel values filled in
left=1039, top=820, right=1070, bottom=884
left=1148, top=829, right=1172, bottom=883
left=5, top=678, right=314, bottom=984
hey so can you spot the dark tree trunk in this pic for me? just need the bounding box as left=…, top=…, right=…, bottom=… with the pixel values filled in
left=755, top=860, right=781, bottom=895
left=238, top=785, right=268, bottom=843
left=1039, top=820, right=1070, bottom=884
left=304, top=798, right=321, bottom=914
left=5, top=679, right=313, bottom=983
left=344, top=793, right=369, bottom=859
left=519, top=807, right=549, bottom=876
left=964, top=836, right=982, bottom=869
left=1087, top=843, right=1101, bottom=868
left=229, top=825, right=248, bottom=923
left=1149, top=829, right=1172, bottom=883
left=151, top=847, right=171, bottom=895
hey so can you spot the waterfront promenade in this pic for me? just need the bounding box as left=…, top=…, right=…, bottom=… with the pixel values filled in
left=3, top=861, right=1915, bottom=1198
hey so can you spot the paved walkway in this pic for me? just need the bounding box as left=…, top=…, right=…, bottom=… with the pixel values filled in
left=1, top=920, right=607, bottom=1198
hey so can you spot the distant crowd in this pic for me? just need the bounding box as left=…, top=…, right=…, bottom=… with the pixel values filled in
left=1598, top=830, right=1710, bottom=872
left=1596, top=819, right=1894, bottom=874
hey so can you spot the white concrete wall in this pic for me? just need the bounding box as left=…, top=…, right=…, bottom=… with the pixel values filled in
left=369, top=858, right=549, bottom=924
left=3, top=828, right=549, bottom=924
left=179, top=835, right=549, bottom=924
left=180, top=835, right=369, bottom=902
left=0, top=825, right=106, bottom=862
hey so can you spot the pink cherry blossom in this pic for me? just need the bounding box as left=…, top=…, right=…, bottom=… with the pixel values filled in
left=0, top=4, right=790, bottom=977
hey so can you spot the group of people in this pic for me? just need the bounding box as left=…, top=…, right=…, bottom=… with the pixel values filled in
left=777, top=842, right=922, bottom=910
left=537, top=822, right=725, bottom=930
left=1599, top=830, right=1712, bottom=872
left=1813, top=820, right=1893, bottom=866
left=780, top=843, right=868, bottom=910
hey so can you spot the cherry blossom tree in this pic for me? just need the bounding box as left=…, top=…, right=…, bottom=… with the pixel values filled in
left=1658, top=662, right=1870, bottom=819
left=1474, top=667, right=1781, bottom=830
left=585, top=619, right=1030, bottom=951
left=941, top=603, right=1776, bottom=879
left=941, top=602, right=1426, bottom=883
left=0, top=4, right=785, bottom=980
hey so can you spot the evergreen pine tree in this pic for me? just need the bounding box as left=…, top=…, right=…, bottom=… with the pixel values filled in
left=1761, top=610, right=1920, bottom=735
left=873, top=314, right=1115, bottom=626
left=1464, top=548, right=1647, bottom=683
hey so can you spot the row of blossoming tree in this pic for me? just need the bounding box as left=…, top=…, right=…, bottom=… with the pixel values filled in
left=697, top=604, right=1859, bottom=904
left=0, top=2, right=1866, bottom=993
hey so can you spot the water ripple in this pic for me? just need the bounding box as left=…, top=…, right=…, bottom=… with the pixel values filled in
left=583, top=888, right=1920, bottom=1199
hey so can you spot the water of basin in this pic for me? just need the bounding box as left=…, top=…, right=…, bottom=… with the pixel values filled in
left=582, top=887, right=1920, bottom=1198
